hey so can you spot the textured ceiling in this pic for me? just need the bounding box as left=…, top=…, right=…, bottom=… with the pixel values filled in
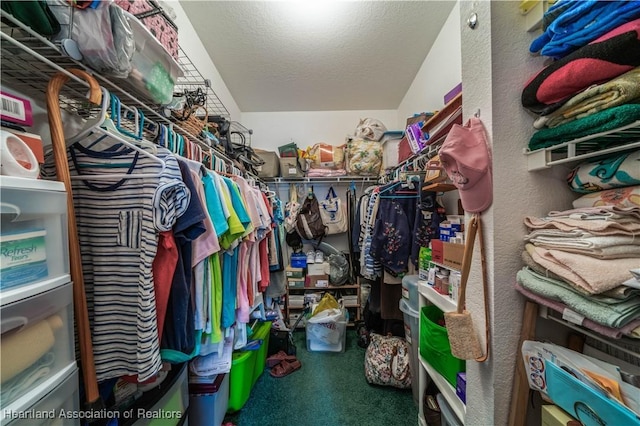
left=180, top=1, right=455, bottom=112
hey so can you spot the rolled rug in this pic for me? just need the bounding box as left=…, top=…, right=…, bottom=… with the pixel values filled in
left=522, top=19, right=640, bottom=115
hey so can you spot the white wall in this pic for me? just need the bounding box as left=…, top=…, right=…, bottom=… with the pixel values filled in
left=397, top=2, right=462, bottom=129
left=241, top=110, right=397, bottom=152
left=170, top=1, right=242, bottom=120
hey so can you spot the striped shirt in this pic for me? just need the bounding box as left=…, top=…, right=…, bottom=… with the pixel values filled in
left=43, top=136, right=188, bottom=381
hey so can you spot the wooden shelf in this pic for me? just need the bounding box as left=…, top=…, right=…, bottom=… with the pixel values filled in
left=429, top=260, right=460, bottom=273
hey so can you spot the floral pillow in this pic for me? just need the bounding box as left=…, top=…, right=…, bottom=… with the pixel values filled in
left=572, top=185, right=640, bottom=209
left=567, top=150, right=640, bottom=193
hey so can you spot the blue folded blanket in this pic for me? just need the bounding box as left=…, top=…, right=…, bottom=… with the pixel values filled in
left=531, top=0, right=640, bottom=59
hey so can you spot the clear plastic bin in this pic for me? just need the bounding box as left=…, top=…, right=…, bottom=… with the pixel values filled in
left=0, top=281, right=75, bottom=410
left=0, top=177, right=68, bottom=293
left=189, top=373, right=229, bottom=426
left=306, top=320, right=347, bottom=353
left=1, top=364, right=78, bottom=426
left=399, top=299, right=420, bottom=407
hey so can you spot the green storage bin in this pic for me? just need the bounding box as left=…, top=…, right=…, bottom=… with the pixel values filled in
left=252, top=321, right=272, bottom=386
left=419, top=305, right=465, bottom=386
left=227, top=350, right=257, bottom=413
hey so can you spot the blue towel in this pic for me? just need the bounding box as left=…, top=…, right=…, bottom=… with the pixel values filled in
left=530, top=0, right=640, bottom=59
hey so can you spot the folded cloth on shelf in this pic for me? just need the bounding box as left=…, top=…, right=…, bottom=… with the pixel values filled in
left=534, top=68, right=640, bottom=129
left=0, top=352, right=55, bottom=404
left=528, top=104, right=640, bottom=151
left=548, top=205, right=640, bottom=221
left=525, top=232, right=640, bottom=259
left=572, top=185, right=640, bottom=209
left=305, top=168, right=347, bottom=177
left=567, top=150, right=640, bottom=194
left=525, top=243, right=639, bottom=294
left=516, top=267, right=640, bottom=328
left=530, top=1, right=640, bottom=59
left=522, top=250, right=640, bottom=301
left=524, top=215, right=640, bottom=235
left=522, top=19, right=640, bottom=116
left=515, top=282, right=640, bottom=339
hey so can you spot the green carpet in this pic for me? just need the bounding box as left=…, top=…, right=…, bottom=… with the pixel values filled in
left=224, top=330, right=418, bottom=426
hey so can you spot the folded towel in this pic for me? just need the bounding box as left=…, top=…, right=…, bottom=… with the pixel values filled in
left=548, top=205, right=640, bottom=220
left=535, top=68, right=640, bottom=129
left=526, top=230, right=640, bottom=259
left=515, top=283, right=640, bottom=339
left=530, top=1, right=640, bottom=59
left=522, top=250, right=640, bottom=301
left=572, top=185, right=640, bottom=209
left=526, top=243, right=639, bottom=294
left=528, top=104, right=640, bottom=151
left=516, top=267, right=640, bottom=328
left=528, top=240, right=640, bottom=260
left=522, top=19, right=640, bottom=115
left=525, top=215, right=640, bottom=235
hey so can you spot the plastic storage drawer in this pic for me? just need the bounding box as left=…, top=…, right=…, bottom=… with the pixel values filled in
left=0, top=177, right=68, bottom=292
left=1, top=364, right=79, bottom=426
left=0, top=281, right=75, bottom=410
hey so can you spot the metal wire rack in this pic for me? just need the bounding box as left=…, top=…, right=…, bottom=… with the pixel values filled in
left=0, top=9, right=252, bottom=167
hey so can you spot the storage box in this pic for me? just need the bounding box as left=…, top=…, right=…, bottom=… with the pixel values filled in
left=285, top=266, right=304, bottom=279
left=431, top=240, right=444, bottom=264
left=279, top=157, right=303, bottom=178
left=189, top=373, right=229, bottom=426
left=0, top=281, right=76, bottom=410
left=381, top=131, right=404, bottom=170
left=307, top=274, right=329, bottom=288
left=124, top=9, right=183, bottom=105
left=541, top=404, right=576, bottom=426
left=290, top=253, right=307, bottom=269
left=456, top=372, right=467, bottom=404
left=437, top=393, right=463, bottom=426
left=288, top=278, right=305, bottom=288
left=443, top=242, right=464, bottom=271
left=1, top=364, right=79, bottom=426
left=289, top=295, right=305, bottom=308
left=254, top=149, right=280, bottom=178
left=0, top=177, right=68, bottom=292
left=307, top=262, right=328, bottom=276
left=278, top=142, right=298, bottom=158
left=399, top=299, right=420, bottom=407
left=419, top=305, right=465, bottom=387
left=227, top=351, right=257, bottom=413
left=251, top=321, right=272, bottom=386
left=401, top=275, right=420, bottom=311
left=0, top=229, right=48, bottom=290
left=306, top=319, right=347, bottom=353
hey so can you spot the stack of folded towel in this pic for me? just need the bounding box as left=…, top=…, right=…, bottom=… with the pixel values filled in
left=522, top=1, right=640, bottom=151
left=516, top=205, right=640, bottom=339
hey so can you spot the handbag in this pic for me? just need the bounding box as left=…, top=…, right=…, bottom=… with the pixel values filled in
left=319, top=187, right=348, bottom=235
left=284, top=184, right=301, bottom=234
left=364, top=332, right=412, bottom=389
left=295, top=190, right=327, bottom=240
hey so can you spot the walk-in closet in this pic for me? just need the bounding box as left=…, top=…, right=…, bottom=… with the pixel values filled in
left=0, top=1, right=638, bottom=426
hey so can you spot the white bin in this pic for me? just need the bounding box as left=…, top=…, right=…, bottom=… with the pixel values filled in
left=399, top=298, right=420, bottom=407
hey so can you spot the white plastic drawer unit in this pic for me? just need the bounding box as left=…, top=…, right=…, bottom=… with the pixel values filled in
left=0, top=176, right=69, bottom=292
left=0, top=281, right=76, bottom=410
left=1, top=365, right=80, bottom=426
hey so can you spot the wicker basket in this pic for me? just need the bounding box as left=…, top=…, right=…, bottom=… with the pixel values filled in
left=172, top=105, right=208, bottom=137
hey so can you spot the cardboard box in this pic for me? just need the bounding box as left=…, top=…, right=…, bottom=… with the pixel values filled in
left=279, top=157, right=303, bottom=178
left=307, top=274, right=329, bottom=288
left=285, top=266, right=304, bottom=279
left=541, top=405, right=576, bottom=426
left=307, top=262, right=328, bottom=276
left=443, top=242, right=464, bottom=271
left=288, top=278, right=305, bottom=288
left=431, top=240, right=444, bottom=264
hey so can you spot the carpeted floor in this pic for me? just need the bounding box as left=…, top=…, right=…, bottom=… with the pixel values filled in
left=223, top=330, right=418, bottom=426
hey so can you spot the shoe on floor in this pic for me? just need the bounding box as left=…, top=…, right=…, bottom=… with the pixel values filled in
left=266, top=351, right=297, bottom=368
left=314, top=250, right=324, bottom=263
left=270, top=359, right=302, bottom=378
left=306, top=251, right=315, bottom=264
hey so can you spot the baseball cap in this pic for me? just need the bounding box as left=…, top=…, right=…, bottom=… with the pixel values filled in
left=438, top=117, right=493, bottom=213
